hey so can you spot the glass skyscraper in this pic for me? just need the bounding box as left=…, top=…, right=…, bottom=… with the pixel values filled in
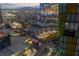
left=57, top=3, right=79, bottom=56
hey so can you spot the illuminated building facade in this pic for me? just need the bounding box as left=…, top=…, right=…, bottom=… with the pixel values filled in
left=40, top=3, right=58, bottom=32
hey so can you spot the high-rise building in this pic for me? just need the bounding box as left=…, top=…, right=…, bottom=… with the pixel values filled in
left=0, top=5, right=2, bottom=24
left=0, top=32, right=11, bottom=50
left=40, top=3, right=59, bottom=32
left=57, top=3, right=79, bottom=56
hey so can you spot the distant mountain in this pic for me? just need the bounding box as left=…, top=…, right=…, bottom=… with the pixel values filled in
left=1, top=4, right=19, bottom=9
left=1, top=7, right=40, bottom=11
left=1, top=3, right=39, bottom=10
left=17, top=6, right=40, bottom=10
